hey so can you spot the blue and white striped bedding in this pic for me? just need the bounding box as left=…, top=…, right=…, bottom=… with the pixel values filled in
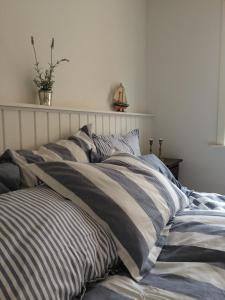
left=92, top=129, right=141, bottom=161
left=28, top=153, right=189, bottom=281
left=186, top=190, right=225, bottom=211
left=0, top=186, right=117, bottom=300
left=82, top=155, right=225, bottom=299
left=1, top=148, right=225, bottom=299
left=84, top=208, right=225, bottom=300
left=4, top=124, right=96, bottom=187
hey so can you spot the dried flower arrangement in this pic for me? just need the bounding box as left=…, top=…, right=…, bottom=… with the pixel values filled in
left=30, top=36, right=69, bottom=92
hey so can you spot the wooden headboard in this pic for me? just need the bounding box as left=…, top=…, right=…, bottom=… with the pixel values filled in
left=0, top=104, right=154, bottom=154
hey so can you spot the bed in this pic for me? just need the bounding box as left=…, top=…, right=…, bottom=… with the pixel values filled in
left=0, top=104, right=225, bottom=300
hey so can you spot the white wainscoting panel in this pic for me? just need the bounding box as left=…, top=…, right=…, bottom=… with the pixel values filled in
left=3, top=110, right=21, bottom=150
left=48, top=112, right=60, bottom=143
left=35, top=112, right=48, bottom=148
left=59, top=113, right=70, bottom=139
left=0, top=104, right=154, bottom=154
left=21, top=111, right=35, bottom=149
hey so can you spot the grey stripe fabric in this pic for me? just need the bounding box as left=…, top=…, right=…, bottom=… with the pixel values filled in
left=17, top=149, right=45, bottom=163
left=84, top=284, right=133, bottom=300
left=43, top=143, right=77, bottom=161
left=140, top=154, right=182, bottom=189
left=9, top=125, right=96, bottom=187
left=29, top=153, right=188, bottom=281
left=84, top=273, right=224, bottom=300
left=187, top=191, right=225, bottom=211
left=103, top=153, right=187, bottom=215
left=84, top=208, right=225, bottom=300
left=0, top=186, right=117, bottom=300
left=0, top=161, right=20, bottom=194
left=92, top=129, right=141, bottom=161
left=145, top=208, right=225, bottom=299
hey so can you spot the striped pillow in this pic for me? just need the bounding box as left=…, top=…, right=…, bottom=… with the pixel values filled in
left=29, top=153, right=189, bottom=281
left=10, top=125, right=96, bottom=187
left=92, top=129, right=141, bottom=161
left=0, top=185, right=118, bottom=299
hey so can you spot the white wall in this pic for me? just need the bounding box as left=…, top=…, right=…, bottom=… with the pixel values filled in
left=148, top=0, right=225, bottom=193
left=2, top=0, right=224, bottom=193
left=0, top=0, right=148, bottom=113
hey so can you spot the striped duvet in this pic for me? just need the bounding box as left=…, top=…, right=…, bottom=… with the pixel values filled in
left=0, top=186, right=117, bottom=300
left=28, top=153, right=189, bottom=281
left=84, top=208, right=225, bottom=300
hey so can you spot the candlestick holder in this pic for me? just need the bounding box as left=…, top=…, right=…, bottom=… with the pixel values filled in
left=149, top=138, right=154, bottom=154
left=158, top=138, right=163, bottom=158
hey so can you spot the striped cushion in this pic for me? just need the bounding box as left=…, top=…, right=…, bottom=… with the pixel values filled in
left=10, top=125, right=96, bottom=187
left=92, top=129, right=141, bottom=161
left=0, top=186, right=117, bottom=299
left=29, top=153, right=189, bottom=281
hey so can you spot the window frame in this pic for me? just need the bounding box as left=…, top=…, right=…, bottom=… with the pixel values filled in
left=217, top=0, right=225, bottom=144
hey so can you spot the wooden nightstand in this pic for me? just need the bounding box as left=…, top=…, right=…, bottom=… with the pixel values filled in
left=162, top=158, right=183, bottom=180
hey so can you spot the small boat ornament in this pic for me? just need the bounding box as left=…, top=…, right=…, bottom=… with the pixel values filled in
left=112, top=83, right=129, bottom=112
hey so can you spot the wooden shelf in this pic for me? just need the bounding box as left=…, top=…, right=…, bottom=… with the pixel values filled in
left=0, top=103, right=155, bottom=118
